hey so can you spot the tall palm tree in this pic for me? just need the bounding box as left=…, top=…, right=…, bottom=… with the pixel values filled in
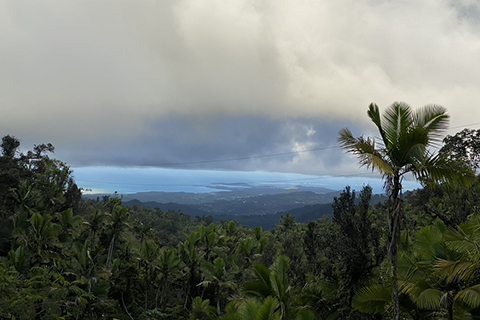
left=338, top=102, right=473, bottom=320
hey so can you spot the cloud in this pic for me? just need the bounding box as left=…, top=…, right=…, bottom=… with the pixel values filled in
left=54, top=115, right=355, bottom=175
left=1, top=0, right=480, bottom=176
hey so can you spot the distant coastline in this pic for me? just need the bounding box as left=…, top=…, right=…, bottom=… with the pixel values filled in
left=74, top=166, right=421, bottom=195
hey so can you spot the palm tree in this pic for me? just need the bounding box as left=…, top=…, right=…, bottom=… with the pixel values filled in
left=138, top=239, right=159, bottom=311
left=156, top=248, right=182, bottom=308
left=243, top=256, right=315, bottom=320
left=199, top=257, right=239, bottom=314
left=189, top=296, right=218, bottom=320
left=105, top=204, right=130, bottom=269
left=84, top=209, right=106, bottom=247
left=398, top=220, right=480, bottom=320
left=179, top=230, right=205, bottom=309
left=222, top=297, right=281, bottom=320
left=244, top=256, right=291, bottom=319
left=339, top=102, right=473, bottom=320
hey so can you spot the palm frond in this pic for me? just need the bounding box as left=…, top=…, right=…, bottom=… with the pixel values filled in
left=445, top=219, right=480, bottom=258
left=413, top=288, right=443, bottom=310
left=238, top=298, right=261, bottom=320
left=338, top=128, right=393, bottom=174
left=367, top=103, right=389, bottom=147
left=257, top=296, right=280, bottom=320
left=244, top=263, right=272, bottom=298
left=435, top=259, right=478, bottom=284
left=352, top=284, right=391, bottom=314
left=398, top=261, right=427, bottom=289
left=396, top=127, right=428, bottom=167
left=270, top=273, right=286, bottom=301
left=270, top=256, right=289, bottom=288
left=382, top=102, right=413, bottom=150
left=414, top=225, right=446, bottom=260
left=295, top=308, right=316, bottom=320
left=415, top=152, right=474, bottom=188
left=414, top=104, right=449, bottom=145
left=455, top=285, right=480, bottom=309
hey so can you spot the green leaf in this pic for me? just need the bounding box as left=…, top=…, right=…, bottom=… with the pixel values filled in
left=456, top=285, right=480, bottom=309
left=256, top=296, right=280, bottom=320
left=352, top=284, right=391, bottom=314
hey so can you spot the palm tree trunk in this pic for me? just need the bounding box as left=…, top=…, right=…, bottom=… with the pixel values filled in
left=184, top=277, right=191, bottom=310
left=106, top=234, right=115, bottom=269
left=390, top=175, right=402, bottom=320
left=155, top=277, right=167, bottom=309
left=392, top=239, right=400, bottom=320
left=121, top=292, right=135, bottom=320
left=144, top=266, right=150, bottom=311
left=216, top=286, right=221, bottom=315
left=447, top=292, right=454, bottom=320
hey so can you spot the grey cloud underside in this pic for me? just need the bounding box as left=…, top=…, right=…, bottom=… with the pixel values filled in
left=54, top=115, right=361, bottom=175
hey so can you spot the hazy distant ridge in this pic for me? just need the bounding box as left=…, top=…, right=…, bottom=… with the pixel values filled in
left=121, top=190, right=341, bottom=216
left=84, top=184, right=387, bottom=229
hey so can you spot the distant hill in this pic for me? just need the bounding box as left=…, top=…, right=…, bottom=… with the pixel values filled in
left=116, top=189, right=342, bottom=229
left=123, top=199, right=212, bottom=217
left=214, top=203, right=334, bottom=229
left=120, top=190, right=341, bottom=216
left=86, top=184, right=386, bottom=229
left=199, top=190, right=341, bottom=216
left=85, top=184, right=337, bottom=204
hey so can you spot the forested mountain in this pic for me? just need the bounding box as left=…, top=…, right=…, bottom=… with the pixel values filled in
left=114, top=185, right=337, bottom=204
left=123, top=199, right=334, bottom=230
left=119, top=190, right=338, bottom=216
left=117, top=189, right=387, bottom=229
left=119, top=190, right=341, bottom=229
left=2, top=129, right=480, bottom=320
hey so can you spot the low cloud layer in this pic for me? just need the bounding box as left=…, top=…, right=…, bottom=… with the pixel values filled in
left=2, top=0, right=480, bottom=177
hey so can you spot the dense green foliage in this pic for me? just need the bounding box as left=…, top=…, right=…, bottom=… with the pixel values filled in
left=1, top=132, right=479, bottom=320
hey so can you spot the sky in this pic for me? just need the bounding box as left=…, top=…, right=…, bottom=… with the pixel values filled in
left=2, top=0, right=480, bottom=194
